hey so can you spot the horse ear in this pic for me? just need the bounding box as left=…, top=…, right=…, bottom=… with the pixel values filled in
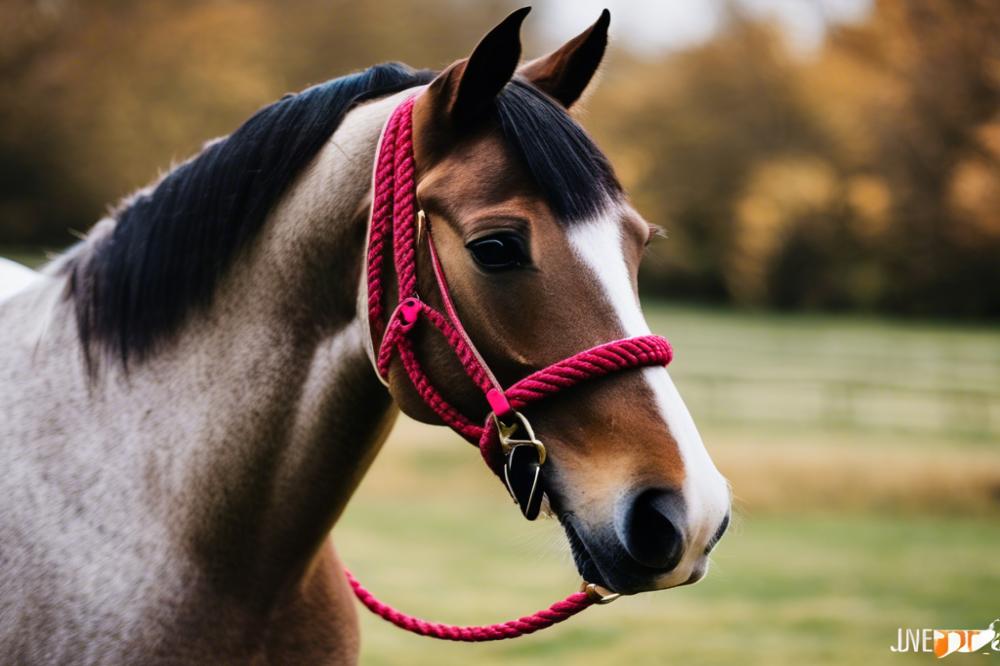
left=519, top=8, right=610, bottom=108
left=427, top=7, right=529, bottom=129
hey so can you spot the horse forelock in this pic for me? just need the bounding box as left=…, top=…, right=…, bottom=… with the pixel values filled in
left=495, top=78, right=622, bottom=223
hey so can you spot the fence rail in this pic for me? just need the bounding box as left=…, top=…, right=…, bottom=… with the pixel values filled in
left=674, top=370, right=999, bottom=439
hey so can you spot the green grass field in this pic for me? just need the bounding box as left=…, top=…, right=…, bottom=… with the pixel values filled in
left=337, top=304, right=1000, bottom=665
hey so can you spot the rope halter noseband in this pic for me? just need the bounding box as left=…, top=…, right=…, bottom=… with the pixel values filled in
left=350, top=94, right=674, bottom=641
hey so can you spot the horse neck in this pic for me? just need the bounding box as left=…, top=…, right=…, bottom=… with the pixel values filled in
left=108, top=91, right=409, bottom=603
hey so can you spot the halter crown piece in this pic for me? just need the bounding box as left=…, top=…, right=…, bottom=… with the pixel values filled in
left=347, top=95, right=675, bottom=641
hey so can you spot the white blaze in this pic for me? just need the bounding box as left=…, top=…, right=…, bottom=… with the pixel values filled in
left=567, top=210, right=730, bottom=582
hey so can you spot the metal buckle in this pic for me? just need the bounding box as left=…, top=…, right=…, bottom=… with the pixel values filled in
left=492, top=410, right=546, bottom=521
left=582, top=582, right=621, bottom=604
left=416, top=209, right=426, bottom=244
left=491, top=410, right=546, bottom=465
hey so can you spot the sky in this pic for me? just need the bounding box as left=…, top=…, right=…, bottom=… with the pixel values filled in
left=531, top=0, right=873, bottom=55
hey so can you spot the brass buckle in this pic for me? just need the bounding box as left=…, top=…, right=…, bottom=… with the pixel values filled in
left=582, top=582, right=621, bottom=604
left=416, top=209, right=426, bottom=244
left=491, top=410, right=546, bottom=465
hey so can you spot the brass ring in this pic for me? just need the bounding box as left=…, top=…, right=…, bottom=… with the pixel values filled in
left=582, top=582, right=621, bottom=604
left=492, top=410, right=547, bottom=465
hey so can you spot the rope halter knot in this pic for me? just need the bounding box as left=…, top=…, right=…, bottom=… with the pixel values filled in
left=352, top=94, right=674, bottom=641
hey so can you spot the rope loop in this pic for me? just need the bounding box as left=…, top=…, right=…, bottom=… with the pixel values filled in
left=346, top=571, right=596, bottom=642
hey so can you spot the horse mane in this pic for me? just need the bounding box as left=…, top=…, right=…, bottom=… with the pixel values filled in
left=65, top=62, right=434, bottom=371
left=64, top=66, right=619, bottom=372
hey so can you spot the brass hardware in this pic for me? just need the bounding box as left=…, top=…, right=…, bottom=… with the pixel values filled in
left=582, top=582, right=621, bottom=604
left=491, top=410, right=546, bottom=465
left=416, top=209, right=426, bottom=243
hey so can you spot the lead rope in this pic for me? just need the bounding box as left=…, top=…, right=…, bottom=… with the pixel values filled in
left=346, top=571, right=599, bottom=641
left=350, top=94, right=669, bottom=641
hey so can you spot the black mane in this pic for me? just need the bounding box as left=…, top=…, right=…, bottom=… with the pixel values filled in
left=67, top=66, right=619, bottom=370
left=68, top=63, right=434, bottom=369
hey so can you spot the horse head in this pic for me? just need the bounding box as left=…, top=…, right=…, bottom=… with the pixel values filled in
left=372, top=8, right=731, bottom=595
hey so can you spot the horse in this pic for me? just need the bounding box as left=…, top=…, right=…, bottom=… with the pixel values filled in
left=0, top=8, right=730, bottom=664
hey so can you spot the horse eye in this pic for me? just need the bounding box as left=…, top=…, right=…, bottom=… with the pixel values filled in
left=466, top=233, right=529, bottom=271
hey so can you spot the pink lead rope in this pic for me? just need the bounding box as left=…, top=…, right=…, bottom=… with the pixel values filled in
left=353, top=95, right=674, bottom=641
left=345, top=571, right=596, bottom=641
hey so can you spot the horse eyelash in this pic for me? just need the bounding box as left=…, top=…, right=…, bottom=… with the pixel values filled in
left=645, top=224, right=666, bottom=247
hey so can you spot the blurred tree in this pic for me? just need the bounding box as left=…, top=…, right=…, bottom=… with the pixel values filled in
left=585, top=1, right=1000, bottom=317
left=1, top=0, right=998, bottom=318
left=827, top=0, right=1000, bottom=316
left=587, top=18, right=833, bottom=304
left=0, top=0, right=507, bottom=243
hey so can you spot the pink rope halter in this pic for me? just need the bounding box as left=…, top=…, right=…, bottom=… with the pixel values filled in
left=350, top=94, right=674, bottom=641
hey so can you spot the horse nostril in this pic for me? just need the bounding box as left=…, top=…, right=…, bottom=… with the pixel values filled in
left=619, top=489, right=686, bottom=571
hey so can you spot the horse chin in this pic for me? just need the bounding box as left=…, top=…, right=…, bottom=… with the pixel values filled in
left=560, top=516, right=609, bottom=588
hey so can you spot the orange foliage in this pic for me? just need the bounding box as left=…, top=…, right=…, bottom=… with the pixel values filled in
left=1, top=0, right=998, bottom=316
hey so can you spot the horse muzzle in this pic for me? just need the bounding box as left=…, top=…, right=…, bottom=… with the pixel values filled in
left=559, top=489, right=730, bottom=595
